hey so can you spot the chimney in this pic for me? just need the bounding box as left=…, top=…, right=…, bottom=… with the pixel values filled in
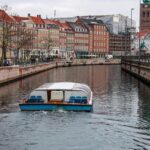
left=37, top=15, right=41, bottom=18
left=28, top=13, right=30, bottom=17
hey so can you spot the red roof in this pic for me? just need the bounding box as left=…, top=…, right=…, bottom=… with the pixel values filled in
left=50, top=20, right=72, bottom=30
left=43, top=19, right=58, bottom=25
left=137, top=31, right=149, bottom=37
left=30, top=16, right=45, bottom=24
left=13, top=16, right=29, bottom=23
left=43, top=19, right=51, bottom=24
left=0, top=9, right=14, bottom=22
left=50, top=20, right=62, bottom=26
left=60, top=22, right=71, bottom=29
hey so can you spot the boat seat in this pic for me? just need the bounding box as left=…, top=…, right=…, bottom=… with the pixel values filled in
left=26, top=96, right=36, bottom=103
left=69, top=96, right=88, bottom=104
left=69, top=96, right=75, bottom=103
left=27, top=96, right=44, bottom=103
left=30, top=96, right=36, bottom=99
left=75, top=96, right=82, bottom=103
left=37, top=96, right=42, bottom=100
left=81, top=97, right=88, bottom=104
left=36, top=96, right=44, bottom=103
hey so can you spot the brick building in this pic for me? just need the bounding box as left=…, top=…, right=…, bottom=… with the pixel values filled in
left=68, top=22, right=89, bottom=58
left=58, top=22, right=67, bottom=58
left=140, top=0, right=150, bottom=33
left=63, top=22, right=75, bottom=58
left=50, top=20, right=68, bottom=58
left=0, top=9, right=135, bottom=60
left=44, top=19, right=60, bottom=56
left=49, top=21, right=75, bottom=58
left=12, top=16, right=36, bottom=59
left=77, top=18, right=109, bottom=57
left=24, top=14, right=59, bottom=59
left=109, top=33, right=131, bottom=56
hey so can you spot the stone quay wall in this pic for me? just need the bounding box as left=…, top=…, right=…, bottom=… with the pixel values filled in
left=121, top=60, right=150, bottom=85
left=0, top=59, right=120, bottom=85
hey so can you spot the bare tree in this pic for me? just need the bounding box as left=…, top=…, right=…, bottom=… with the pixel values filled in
left=46, top=32, right=53, bottom=53
left=12, top=25, right=35, bottom=63
left=0, top=6, right=35, bottom=65
left=0, top=6, right=14, bottom=65
left=40, top=31, right=53, bottom=56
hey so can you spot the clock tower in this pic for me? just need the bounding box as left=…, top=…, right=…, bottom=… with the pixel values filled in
left=140, top=0, right=150, bottom=33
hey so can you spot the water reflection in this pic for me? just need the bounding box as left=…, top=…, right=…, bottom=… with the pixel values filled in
left=0, top=65, right=150, bottom=150
left=138, top=82, right=150, bottom=127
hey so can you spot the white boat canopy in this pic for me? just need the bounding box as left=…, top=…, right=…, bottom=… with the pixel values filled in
left=35, top=82, right=91, bottom=94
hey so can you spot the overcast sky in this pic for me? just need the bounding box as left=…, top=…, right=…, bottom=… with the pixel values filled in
left=0, top=0, right=141, bottom=26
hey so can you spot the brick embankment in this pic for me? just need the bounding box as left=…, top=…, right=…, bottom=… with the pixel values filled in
left=0, top=59, right=120, bottom=85
left=121, top=61, right=150, bottom=85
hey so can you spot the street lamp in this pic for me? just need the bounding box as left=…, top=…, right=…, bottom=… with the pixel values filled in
left=130, top=8, right=134, bottom=56
left=131, top=8, right=134, bottom=33
left=138, top=28, right=141, bottom=74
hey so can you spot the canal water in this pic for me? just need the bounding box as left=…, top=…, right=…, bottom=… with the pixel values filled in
left=0, top=65, right=150, bottom=150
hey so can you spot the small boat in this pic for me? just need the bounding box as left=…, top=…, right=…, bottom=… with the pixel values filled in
left=19, top=82, right=93, bottom=112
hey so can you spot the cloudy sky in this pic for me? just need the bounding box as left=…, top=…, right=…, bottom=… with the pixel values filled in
left=0, top=0, right=141, bottom=26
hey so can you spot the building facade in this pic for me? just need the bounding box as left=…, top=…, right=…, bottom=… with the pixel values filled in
left=65, top=22, right=75, bottom=58
left=109, top=33, right=131, bottom=56
left=76, top=18, right=109, bottom=57
left=66, top=15, right=136, bottom=35
left=68, top=22, right=89, bottom=58
left=140, top=0, right=150, bottom=33
left=44, top=19, right=60, bottom=56
left=0, top=9, right=136, bottom=61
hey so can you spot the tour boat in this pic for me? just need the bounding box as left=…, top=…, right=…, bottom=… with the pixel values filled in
left=19, top=82, right=93, bottom=112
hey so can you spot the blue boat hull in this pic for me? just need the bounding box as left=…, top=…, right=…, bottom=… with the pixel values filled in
left=19, top=103, right=93, bottom=112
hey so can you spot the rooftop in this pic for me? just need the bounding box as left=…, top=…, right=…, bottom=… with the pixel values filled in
left=0, top=9, right=14, bottom=22
left=13, top=16, right=29, bottom=23
left=68, top=22, right=88, bottom=32
left=43, top=19, right=59, bottom=28
left=30, top=16, right=45, bottom=24
left=79, top=18, right=103, bottom=25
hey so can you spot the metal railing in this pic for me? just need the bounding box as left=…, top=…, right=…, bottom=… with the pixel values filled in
left=121, top=56, right=150, bottom=66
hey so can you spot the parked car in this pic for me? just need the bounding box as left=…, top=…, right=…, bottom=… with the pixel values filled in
left=105, top=55, right=113, bottom=60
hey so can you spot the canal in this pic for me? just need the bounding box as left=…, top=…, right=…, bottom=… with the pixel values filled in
left=0, top=65, right=150, bottom=150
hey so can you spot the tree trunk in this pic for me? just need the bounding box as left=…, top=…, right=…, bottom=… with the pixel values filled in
left=1, top=46, right=7, bottom=65
left=15, top=48, right=20, bottom=64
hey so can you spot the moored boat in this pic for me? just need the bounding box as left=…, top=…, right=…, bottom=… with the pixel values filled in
left=19, top=82, right=93, bottom=112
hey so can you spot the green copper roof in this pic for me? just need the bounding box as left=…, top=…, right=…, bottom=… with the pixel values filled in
left=143, top=0, right=150, bottom=4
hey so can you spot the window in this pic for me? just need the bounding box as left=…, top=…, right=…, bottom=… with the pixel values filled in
left=147, top=12, right=149, bottom=17
left=143, top=12, right=146, bottom=17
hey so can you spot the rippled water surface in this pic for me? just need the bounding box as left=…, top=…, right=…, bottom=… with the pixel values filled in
left=0, top=65, right=150, bottom=150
